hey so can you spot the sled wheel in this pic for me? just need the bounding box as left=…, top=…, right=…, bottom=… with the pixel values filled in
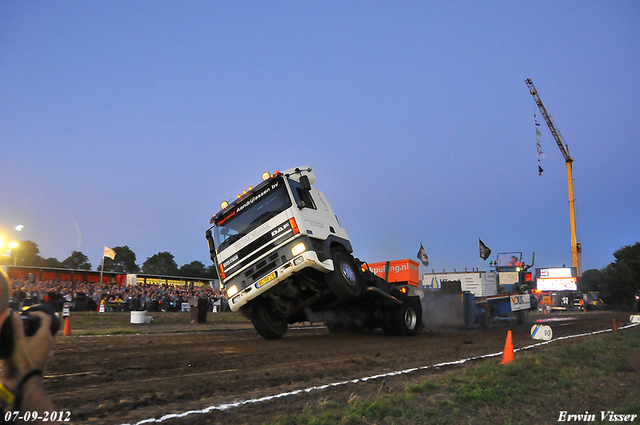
left=480, top=310, right=493, bottom=329
left=517, top=309, right=528, bottom=325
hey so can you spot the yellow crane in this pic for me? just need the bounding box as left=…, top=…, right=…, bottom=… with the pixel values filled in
left=525, top=78, right=581, bottom=275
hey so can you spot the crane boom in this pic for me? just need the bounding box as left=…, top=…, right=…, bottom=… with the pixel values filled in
left=526, top=79, right=572, bottom=162
left=525, top=78, right=581, bottom=275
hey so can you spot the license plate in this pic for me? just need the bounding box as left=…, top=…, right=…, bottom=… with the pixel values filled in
left=256, top=271, right=277, bottom=288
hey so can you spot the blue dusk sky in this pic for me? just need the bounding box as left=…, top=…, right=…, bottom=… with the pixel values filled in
left=1, top=1, right=639, bottom=274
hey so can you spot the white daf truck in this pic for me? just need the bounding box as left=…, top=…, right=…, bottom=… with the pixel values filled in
left=205, top=166, right=421, bottom=339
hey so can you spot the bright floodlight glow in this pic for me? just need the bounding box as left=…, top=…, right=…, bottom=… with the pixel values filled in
left=8, top=242, right=19, bottom=249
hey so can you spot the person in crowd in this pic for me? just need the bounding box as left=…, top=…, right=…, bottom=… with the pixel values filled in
left=7, top=277, right=227, bottom=315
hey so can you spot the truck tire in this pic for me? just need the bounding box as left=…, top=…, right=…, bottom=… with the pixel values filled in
left=326, top=250, right=363, bottom=302
left=251, top=301, right=288, bottom=340
left=392, top=298, right=422, bottom=336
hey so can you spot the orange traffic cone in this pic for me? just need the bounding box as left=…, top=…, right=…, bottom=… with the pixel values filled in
left=612, top=318, right=618, bottom=334
left=63, top=316, right=71, bottom=336
left=501, top=330, right=514, bottom=364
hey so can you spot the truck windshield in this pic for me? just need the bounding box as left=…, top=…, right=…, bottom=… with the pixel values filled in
left=214, top=177, right=292, bottom=252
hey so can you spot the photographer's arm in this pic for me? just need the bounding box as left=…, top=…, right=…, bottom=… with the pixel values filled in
left=1, top=311, right=57, bottom=424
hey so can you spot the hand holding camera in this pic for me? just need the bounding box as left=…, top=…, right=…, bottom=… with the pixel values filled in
left=1, top=308, right=56, bottom=382
left=0, top=303, right=60, bottom=360
left=1, top=269, right=58, bottom=421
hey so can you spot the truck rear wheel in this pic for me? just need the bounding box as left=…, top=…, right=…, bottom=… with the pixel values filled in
left=392, top=298, right=422, bottom=336
left=251, top=301, right=288, bottom=340
left=326, top=250, right=363, bottom=302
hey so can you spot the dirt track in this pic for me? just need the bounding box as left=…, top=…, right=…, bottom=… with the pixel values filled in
left=45, top=310, right=634, bottom=424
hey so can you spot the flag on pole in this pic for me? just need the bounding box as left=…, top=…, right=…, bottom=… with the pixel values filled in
left=417, top=243, right=429, bottom=267
left=535, top=114, right=545, bottom=176
left=479, top=239, right=491, bottom=260
left=103, top=246, right=116, bottom=260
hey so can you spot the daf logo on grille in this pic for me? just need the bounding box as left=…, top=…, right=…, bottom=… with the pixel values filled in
left=270, top=222, right=290, bottom=237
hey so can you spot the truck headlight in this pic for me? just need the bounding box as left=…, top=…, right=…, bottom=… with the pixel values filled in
left=227, top=285, right=238, bottom=297
left=291, top=242, right=306, bottom=256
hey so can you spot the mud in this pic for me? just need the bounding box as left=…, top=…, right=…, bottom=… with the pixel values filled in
left=44, top=310, right=633, bottom=424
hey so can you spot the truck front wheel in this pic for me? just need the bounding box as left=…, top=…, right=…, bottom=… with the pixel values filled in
left=326, top=250, right=363, bottom=302
left=251, top=301, right=288, bottom=340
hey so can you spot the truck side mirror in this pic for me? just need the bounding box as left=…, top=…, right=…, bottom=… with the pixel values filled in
left=300, top=175, right=311, bottom=192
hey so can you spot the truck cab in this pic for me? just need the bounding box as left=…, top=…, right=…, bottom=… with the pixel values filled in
left=206, top=167, right=421, bottom=339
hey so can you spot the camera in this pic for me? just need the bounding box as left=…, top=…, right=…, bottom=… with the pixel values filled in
left=0, top=303, right=60, bottom=359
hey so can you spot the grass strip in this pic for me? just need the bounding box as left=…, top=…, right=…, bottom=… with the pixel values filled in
left=265, top=329, right=640, bottom=425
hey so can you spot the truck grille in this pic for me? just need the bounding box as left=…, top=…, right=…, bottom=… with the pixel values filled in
left=243, top=252, right=279, bottom=281
left=223, top=222, right=294, bottom=278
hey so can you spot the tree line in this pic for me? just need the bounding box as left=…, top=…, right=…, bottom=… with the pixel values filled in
left=580, top=241, right=640, bottom=309
left=11, top=240, right=640, bottom=307
left=12, top=240, right=218, bottom=278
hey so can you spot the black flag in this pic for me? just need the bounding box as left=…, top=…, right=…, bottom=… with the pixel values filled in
left=479, top=239, right=491, bottom=260
left=417, top=243, right=429, bottom=267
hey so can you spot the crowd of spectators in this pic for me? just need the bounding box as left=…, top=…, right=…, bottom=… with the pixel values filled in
left=7, top=278, right=230, bottom=313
